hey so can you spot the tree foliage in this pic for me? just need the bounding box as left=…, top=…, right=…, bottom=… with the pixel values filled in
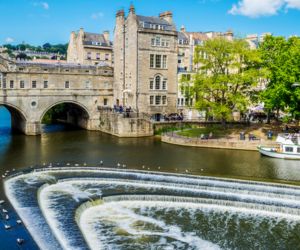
left=192, top=38, right=263, bottom=122
left=259, top=36, right=300, bottom=119
left=2, top=43, right=68, bottom=57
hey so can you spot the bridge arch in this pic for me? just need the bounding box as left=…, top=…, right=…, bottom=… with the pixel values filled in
left=0, top=102, right=28, bottom=133
left=40, top=100, right=92, bottom=130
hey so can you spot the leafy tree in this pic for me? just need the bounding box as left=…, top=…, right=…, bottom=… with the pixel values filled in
left=259, top=36, right=300, bottom=120
left=192, top=38, right=263, bottom=122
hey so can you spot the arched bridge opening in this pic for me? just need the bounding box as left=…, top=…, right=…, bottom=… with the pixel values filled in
left=0, top=104, right=27, bottom=134
left=40, top=102, right=91, bottom=133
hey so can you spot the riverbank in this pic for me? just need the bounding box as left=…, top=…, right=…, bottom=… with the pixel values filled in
left=162, top=132, right=277, bottom=151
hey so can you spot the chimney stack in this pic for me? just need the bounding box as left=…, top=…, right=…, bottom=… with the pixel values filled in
left=129, top=4, right=135, bottom=14
left=116, top=9, right=125, bottom=18
left=159, top=11, right=173, bottom=23
left=180, top=25, right=186, bottom=33
left=103, top=31, right=110, bottom=43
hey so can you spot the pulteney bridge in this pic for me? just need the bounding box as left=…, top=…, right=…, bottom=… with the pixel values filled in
left=0, top=56, right=114, bottom=135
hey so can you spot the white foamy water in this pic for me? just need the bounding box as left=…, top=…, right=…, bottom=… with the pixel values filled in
left=4, top=167, right=300, bottom=250
left=79, top=200, right=222, bottom=250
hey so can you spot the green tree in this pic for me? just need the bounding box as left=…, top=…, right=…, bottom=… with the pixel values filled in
left=260, top=36, right=300, bottom=120
left=192, top=38, right=263, bottom=122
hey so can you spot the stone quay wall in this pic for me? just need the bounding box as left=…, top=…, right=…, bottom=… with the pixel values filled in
left=161, top=132, right=277, bottom=151
left=98, top=110, right=153, bottom=137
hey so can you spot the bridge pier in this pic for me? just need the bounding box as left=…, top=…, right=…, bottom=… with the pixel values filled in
left=24, top=122, right=42, bottom=136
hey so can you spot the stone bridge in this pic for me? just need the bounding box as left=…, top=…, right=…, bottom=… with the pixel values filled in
left=0, top=56, right=114, bottom=135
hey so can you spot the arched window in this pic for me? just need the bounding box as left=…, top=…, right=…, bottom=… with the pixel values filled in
left=155, top=76, right=161, bottom=90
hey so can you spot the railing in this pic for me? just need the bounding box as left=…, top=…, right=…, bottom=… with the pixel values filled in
left=97, top=106, right=151, bottom=120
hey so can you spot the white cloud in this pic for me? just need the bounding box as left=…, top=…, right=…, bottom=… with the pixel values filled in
left=286, top=0, right=300, bottom=9
left=5, top=37, right=14, bottom=43
left=91, top=12, right=104, bottom=20
left=229, top=0, right=300, bottom=17
left=33, top=2, right=49, bottom=10
left=41, top=2, right=49, bottom=10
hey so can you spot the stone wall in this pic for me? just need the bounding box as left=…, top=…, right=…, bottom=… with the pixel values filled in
left=98, top=110, right=153, bottom=137
left=162, top=132, right=277, bottom=151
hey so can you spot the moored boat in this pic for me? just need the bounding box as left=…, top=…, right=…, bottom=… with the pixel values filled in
left=258, top=133, right=300, bottom=160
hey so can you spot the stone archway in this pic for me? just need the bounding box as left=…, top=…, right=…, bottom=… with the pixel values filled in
left=0, top=102, right=28, bottom=134
left=40, top=101, right=91, bottom=131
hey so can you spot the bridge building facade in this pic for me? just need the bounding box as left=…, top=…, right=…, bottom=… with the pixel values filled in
left=0, top=57, right=114, bottom=135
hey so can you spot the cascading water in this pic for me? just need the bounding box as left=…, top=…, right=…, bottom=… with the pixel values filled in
left=4, top=167, right=300, bottom=249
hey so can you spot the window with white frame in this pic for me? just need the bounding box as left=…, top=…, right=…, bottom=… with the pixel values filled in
left=149, top=79, right=154, bottom=90
left=150, top=95, right=154, bottom=105
left=10, top=80, right=14, bottom=89
left=162, top=55, right=167, bottom=69
left=65, top=81, right=70, bottom=88
left=162, top=79, right=167, bottom=90
left=155, top=76, right=161, bottom=90
left=155, top=55, right=161, bottom=68
left=162, top=96, right=167, bottom=105
left=150, top=54, right=154, bottom=68
left=43, top=81, right=48, bottom=88
left=150, top=54, right=167, bottom=69
left=155, top=95, right=161, bottom=105
left=32, top=81, right=37, bottom=88
left=20, top=80, right=25, bottom=89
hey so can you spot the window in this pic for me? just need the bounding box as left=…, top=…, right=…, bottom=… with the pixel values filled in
left=65, top=81, right=70, bottom=88
left=155, top=76, right=161, bottom=90
left=150, top=95, right=154, bottom=105
left=151, top=38, right=155, bottom=46
left=104, top=98, right=108, bottom=106
left=150, top=55, right=166, bottom=69
left=162, top=80, right=167, bottom=90
left=32, top=81, right=37, bottom=88
left=155, top=55, right=161, bottom=68
left=155, top=37, right=161, bottom=46
left=165, top=40, right=169, bottom=47
left=43, top=81, right=48, bottom=88
left=285, top=147, right=294, bottom=153
left=87, top=52, right=91, bottom=60
left=149, top=79, right=154, bottom=90
left=155, top=96, right=161, bottom=105
left=10, top=80, right=14, bottom=89
left=96, top=53, right=100, bottom=60
left=150, top=54, right=154, bottom=68
left=162, top=96, right=167, bottom=105
left=85, top=81, right=90, bottom=89
left=161, top=39, right=165, bottom=47
left=298, top=148, right=300, bottom=153
left=105, top=54, right=109, bottom=61
left=20, top=80, right=25, bottom=89
left=162, top=55, right=167, bottom=69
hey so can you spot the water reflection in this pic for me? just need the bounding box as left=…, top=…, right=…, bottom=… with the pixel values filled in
left=0, top=107, right=300, bottom=185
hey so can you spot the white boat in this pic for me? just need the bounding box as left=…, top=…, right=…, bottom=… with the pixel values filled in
left=258, top=133, right=300, bottom=160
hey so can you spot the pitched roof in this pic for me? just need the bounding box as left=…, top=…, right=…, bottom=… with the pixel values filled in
left=83, top=32, right=111, bottom=47
left=137, top=15, right=176, bottom=31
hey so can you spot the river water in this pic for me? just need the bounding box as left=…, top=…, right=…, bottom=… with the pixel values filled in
left=1, top=106, right=300, bottom=249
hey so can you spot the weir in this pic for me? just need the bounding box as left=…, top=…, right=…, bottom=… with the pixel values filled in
left=4, top=167, right=300, bottom=249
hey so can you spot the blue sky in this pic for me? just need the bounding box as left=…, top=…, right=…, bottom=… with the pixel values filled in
left=0, top=0, right=300, bottom=45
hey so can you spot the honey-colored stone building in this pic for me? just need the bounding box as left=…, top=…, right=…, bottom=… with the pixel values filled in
left=67, top=28, right=113, bottom=67
left=113, top=5, right=178, bottom=120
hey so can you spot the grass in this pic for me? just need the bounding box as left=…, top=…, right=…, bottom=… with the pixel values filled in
left=177, top=126, right=232, bottom=138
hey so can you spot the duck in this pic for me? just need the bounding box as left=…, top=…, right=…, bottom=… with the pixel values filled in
left=0, top=200, right=5, bottom=205
left=4, top=224, right=11, bottom=230
left=2, top=208, right=8, bottom=213
left=17, top=238, right=24, bottom=245
left=16, top=220, right=22, bottom=225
